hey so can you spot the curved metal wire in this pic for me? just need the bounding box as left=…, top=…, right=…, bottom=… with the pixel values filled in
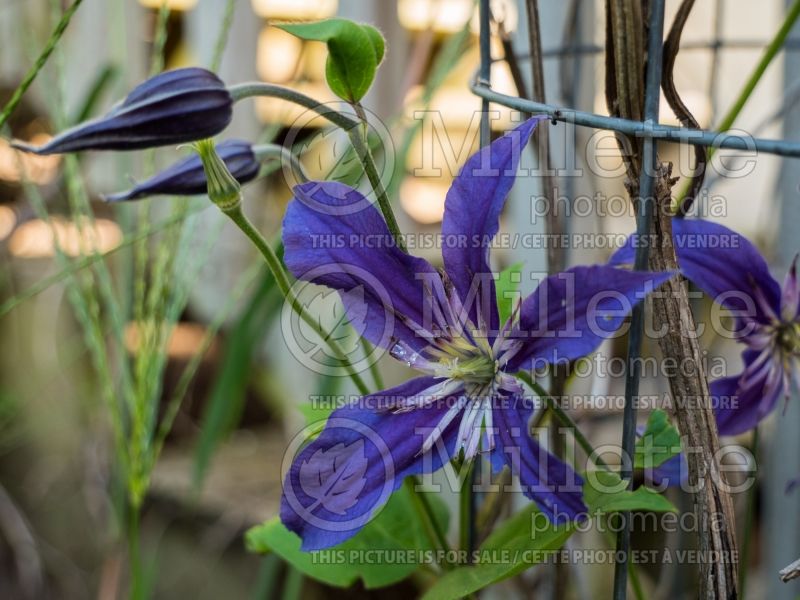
left=470, top=75, right=800, bottom=157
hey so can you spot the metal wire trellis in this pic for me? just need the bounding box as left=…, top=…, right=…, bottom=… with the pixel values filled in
left=472, top=0, right=798, bottom=597
left=475, top=16, right=800, bottom=156
left=471, top=80, right=800, bottom=156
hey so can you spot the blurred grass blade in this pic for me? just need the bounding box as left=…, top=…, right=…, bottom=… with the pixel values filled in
left=250, top=555, right=282, bottom=600
left=0, top=0, right=84, bottom=129
left=71, top=64, right=118, bottom=124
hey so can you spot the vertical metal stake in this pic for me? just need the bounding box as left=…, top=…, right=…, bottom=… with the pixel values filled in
left=613, top=1, right=666, bottom=599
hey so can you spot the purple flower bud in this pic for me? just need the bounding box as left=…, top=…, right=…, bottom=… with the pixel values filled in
left=103, top=140, right=259, bottom=202
left=13, top=68, right=233, bottom=155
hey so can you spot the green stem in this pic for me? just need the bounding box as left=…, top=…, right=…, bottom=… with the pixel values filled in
left=739, top=428, right=759, bottom=598
left=222, top=205, right=370, bottom=396
left=252, top=143, right=309, bottom=183
left=228, top=82, right=358, bottom=130
left=716, top=0, right=800, bottom=134
left=459, top=459, right=476, bottom=564
left=210, top=0, right=237, bottom=72
left=520, top=371, right=645, bottom=597
left=360, top=339, right=385, bottom=390
left=148, top=1, right=171, bottom=76
left=404, top=477, right=453, bottom=570
left=600, top=528, right=646, bottom=600
left=227, top=83, right=405, bottom=249
left=127, top=504, right=144, bottom=600
left=628, top=559, right=646, bottom=600
left=516, top=371, right=610, bottom=470
left=350, top=103, right=406, bottom=251
left=0, top=0, right=84, bottom=129
left=672, top=0, right=800, bottom=212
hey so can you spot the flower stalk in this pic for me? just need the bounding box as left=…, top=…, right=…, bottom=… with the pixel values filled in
left=739, top=428, right=759, bottom=599
left=516, top=371, right=610, bottom=471
left=227, top=82, right=406, bottom=249
left=350, top=102, right=406, bottom=251
left=404, top=478, right=453, bottom=571
left=192, top=140, right=370, bottom=395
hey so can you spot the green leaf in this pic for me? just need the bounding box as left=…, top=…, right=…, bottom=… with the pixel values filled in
left=295, top=403, right=335, bottom=429
left=296, top=374, right=341, bottom=427
left=245, top=485, right=449, bottom=589
left=495, top=262, right=523, bottom=325
left=422, top=503, right=573, bottom=600
left=422, top=472, right=676, bottom=600
left=276, top=19, right=385, bottom=102
left=634, top=409, right=682, bottom=469
left=584, top=470, right=677, bottom=514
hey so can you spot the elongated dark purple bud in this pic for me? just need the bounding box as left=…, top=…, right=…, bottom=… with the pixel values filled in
left=103, top=140, right=259, bottom=202
left=12, top=68, right=233, bottom=155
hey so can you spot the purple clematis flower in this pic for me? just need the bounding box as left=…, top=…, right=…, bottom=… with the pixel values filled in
left=103, top=140, right=259, bottom=202
left=280, top=118, right=671, bottom=550
left=13, top=68, right=232, bottom=154
left=610, top=218, right=799, bottom=435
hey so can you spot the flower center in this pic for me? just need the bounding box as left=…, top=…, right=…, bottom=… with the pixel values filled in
left=429, top=338, right=499, bottom=384
left=776, top=321, right=800, bottom=358
left=448, top=354, right=498, bottom=383
left=385, top=271, right=526, bottom=460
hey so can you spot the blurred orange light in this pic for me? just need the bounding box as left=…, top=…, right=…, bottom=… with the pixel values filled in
left=8, top=217, right=122, bottom=259
left=398, top=0, right=473, bottom=33
left=124, top=321, right=211, bottom=359
left=139, top=0, right=198, bottom=10
left=0, top=134, right=60, bottom=185
left=251, top=0, right=338, bottom=20
left=0, top=205, right=16, bottom=241
left=400, top=177, right=450, bottom=224
left=398, top=0, right=517, bottom=34
left=257, top=27, right=304, bottom=84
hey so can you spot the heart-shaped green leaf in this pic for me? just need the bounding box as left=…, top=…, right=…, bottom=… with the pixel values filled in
left=277, top=19, right=386, bottom=102
left=583, top=470, right=678, bottom=514
left=246, top=485, right=449, bottom=589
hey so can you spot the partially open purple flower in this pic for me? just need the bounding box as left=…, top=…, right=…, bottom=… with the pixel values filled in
left=103, top=140, right=259, bottom=202
left=13, top=68, right=233, bottom=155
left=279, top=118, right=672, bottom=550
left=610, top=218, right=799, bottom=435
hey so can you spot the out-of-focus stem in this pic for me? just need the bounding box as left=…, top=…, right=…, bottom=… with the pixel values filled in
left=223, top=205, right=370, bottom=396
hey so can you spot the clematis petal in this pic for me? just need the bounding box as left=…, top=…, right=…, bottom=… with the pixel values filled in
left=441, top=117, right=543, bottom=333
left=280, top=377, right=460, bottom=550
left=13, top=68, right=232, bottom=154
left=712, top=350, right=785, bottom=435
left=610, top=219, right=782, bottom=324
left=645, top=453, right=688, bottom=489
left=508, top=265, right=672, bottom=370
left=283, top=181, right=440, bottom=354
left=781, top=255, right=800, bottom=321
left=492, top=394, right=587, bottom=521
left=103, top=140, right=259, bottom=201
